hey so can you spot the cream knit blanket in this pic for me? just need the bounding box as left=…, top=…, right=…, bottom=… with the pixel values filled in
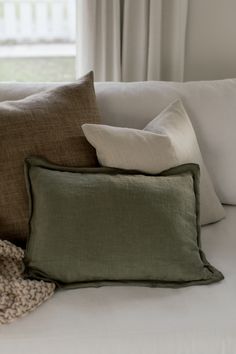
left=0, top=240, right=55, bottom=324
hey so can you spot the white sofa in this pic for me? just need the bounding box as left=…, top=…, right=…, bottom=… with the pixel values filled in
left=1, top=80, right=236, bottom=354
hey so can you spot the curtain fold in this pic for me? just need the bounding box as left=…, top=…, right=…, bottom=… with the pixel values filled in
left=77, top=0, right=121, bottom=81
left=76, top=0, right=189, bottom=82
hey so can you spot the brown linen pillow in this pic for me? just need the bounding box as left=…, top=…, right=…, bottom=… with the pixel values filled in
left=0, top=71, right=100, bottom=245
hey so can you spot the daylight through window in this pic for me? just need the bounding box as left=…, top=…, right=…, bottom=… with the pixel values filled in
left=0, top=0, right=76, bottom=82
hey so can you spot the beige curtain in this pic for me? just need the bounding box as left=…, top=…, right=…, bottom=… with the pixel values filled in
left=76, top=0, right=189, bottom=82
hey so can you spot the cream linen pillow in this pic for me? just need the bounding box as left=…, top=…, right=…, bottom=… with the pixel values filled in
left=82, top=99, right=225, bottom=225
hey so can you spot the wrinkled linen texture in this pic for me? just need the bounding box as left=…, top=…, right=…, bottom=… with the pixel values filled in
left=24, top=158, right=223, bottom=288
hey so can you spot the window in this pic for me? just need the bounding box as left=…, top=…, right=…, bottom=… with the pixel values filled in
left=0, top=0, right=76, bottom=82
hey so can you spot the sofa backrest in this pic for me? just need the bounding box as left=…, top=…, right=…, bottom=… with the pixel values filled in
left=0, top=79, right=236, bottom=204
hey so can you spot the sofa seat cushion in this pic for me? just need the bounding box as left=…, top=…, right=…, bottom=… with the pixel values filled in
left=1, top=206, right=235, bottom=354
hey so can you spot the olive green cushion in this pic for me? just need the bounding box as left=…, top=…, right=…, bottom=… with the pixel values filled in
left=24, top=157, right=223, bottom=288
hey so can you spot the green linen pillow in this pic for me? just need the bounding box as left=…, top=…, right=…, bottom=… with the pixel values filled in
left=24, top=157, right=223, bottom=288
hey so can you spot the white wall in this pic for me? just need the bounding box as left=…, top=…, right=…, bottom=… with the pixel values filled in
left=184, top=0, right=236, bottom=81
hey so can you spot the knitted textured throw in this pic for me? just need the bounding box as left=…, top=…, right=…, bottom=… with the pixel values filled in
left=0, top=240, right=55, bottom=324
